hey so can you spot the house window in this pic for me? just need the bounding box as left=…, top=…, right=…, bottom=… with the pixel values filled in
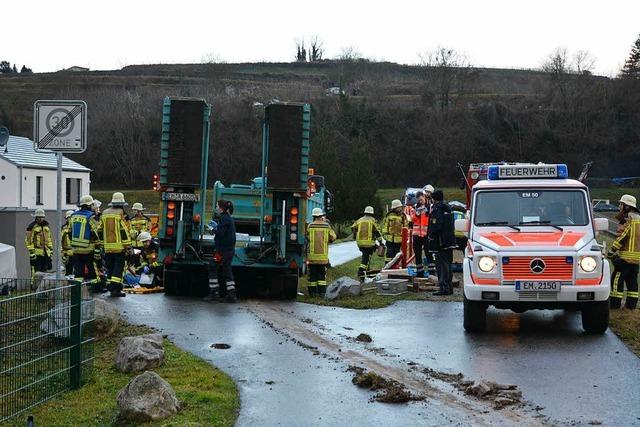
left=66, top=178, right=81, bottom=205
left=36, top=176, right=43, bottom=205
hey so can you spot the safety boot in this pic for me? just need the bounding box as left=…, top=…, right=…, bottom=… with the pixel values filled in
left=307, top=286, right=317, bottom=297
left=316, top=285, right=327, bottom=298
left=610, top=298, right=622, bottom=309
left=110, top=290, right=126, bottom=297
left=225, top=288, right=237, bottom=303
left=203, top=290, right=220, bottom=302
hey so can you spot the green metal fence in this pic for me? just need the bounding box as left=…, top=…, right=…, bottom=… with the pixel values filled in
left=0, top=278, right=94, bottom=422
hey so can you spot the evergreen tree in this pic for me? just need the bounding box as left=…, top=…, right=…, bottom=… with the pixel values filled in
left=0, top=61, right=10, bottom=73
left=20, top=65, right=33, bottom=74
left=621, top=34, right=640, bottom=78
left=11, top=64, right=17, bottom=74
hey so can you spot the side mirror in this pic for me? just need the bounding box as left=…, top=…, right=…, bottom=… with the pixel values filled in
left=594, top=217, right=609, bottom=232
left=455, top=219, right=470, bottom=233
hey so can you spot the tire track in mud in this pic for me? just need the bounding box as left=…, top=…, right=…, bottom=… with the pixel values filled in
left=246, top=301, right=553, bottom=426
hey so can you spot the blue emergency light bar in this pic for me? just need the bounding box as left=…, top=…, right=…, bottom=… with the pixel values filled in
left=487, top=164, right=569, bottom=180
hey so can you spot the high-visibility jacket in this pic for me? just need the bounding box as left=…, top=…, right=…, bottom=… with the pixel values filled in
left=130, top=214, right=151, bottom=248
left=382, top=211, right=406, bottom=243
left=612, top=214, right=640, bottom=264
left=306, top=221, right=336, bottom=265
left=140, top=241, right=162, bottom=269
left=70, top=209, right=100, bottom=254
left=61, top=223, right=73, bottom=258
left=101, top=207, right=131, bottom=254
left=411, top=205, right=429, bottom=237
left=25, top=221, right=53, bottom=257
left=351, top=215, right=381, bottom=248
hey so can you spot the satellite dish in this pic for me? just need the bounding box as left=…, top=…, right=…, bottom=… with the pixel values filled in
left=0, top=127, right=8, bottom=147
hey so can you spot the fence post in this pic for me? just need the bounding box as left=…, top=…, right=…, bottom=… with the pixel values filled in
left=69, top=280, right=82, bottom=389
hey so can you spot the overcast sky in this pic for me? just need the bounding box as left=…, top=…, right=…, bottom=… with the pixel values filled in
left=5, top=0, right=639, bottom=76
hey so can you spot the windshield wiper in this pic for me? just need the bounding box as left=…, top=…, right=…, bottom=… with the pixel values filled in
left=519, top=220, right=563, bottom=231
left=476, top=221, right=520, bottom=231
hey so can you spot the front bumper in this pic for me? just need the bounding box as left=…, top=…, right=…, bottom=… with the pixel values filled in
left=463, top=259, right=611, bottom=304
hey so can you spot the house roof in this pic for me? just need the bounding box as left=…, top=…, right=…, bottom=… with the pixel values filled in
left=0, top=135, right=91, bottom=172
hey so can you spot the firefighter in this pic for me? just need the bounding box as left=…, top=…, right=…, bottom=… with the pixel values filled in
left=351, top=206, right=381, bottom=281
left=25, top=209, right=53, bottom=276
left=70, top=195, right=102, bottom=291
left=306, top=208, right=337, bottom=296
left=135, top=231, right=163, bottom=287
left=608, top=194, right=640, bottom=309
left=130, top=203, right=151, bottom=249
left=382, top=199, right=406, bottom=265
left=61, top=209, right=75, bottom=276
left=411, top=192, right=430, bottom=278
left=204, top=200, right=237, bottom=303
left=429, top=190, right=457, bottom=296
left=101, top=192, right=132, bottom=297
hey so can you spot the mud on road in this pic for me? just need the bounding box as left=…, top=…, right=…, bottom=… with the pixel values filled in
left=246, top=302, right=549, bottom=426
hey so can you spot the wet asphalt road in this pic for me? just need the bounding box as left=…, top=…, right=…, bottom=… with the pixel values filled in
left=111, top=294, right=640, bottom=426
left=328, top=241, right=359, bottom=266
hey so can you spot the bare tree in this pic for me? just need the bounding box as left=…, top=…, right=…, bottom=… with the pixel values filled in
left=338, top=46, right=362, bottom=62
left=542, top=47, right=570, bottom=75
left=573, top=50, right=596, bottom=75
left=200, top=52, right=227, bottom=64
left=419, top=47, right=473, bottom=112
left=309, top=35, right=324, bottom=62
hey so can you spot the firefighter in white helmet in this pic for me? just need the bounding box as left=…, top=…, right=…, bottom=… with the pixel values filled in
left=351, top=206, right=381, bottom=281
left=608, top=194, right=640, bottom=309
left=25, top=209, right=53, bottom=276
left=101, top=192, right=132, bottom=297
left=382, top=199, right=406, bottom=265
left=130, top=202, right=151, bottom=250
left=69, top=195, right=103, bottom=291
left=306, top=208, right=336, bottom=296
left=135, top=231, right=163, bottom=287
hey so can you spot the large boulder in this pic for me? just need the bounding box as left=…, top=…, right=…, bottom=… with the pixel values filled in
left=325, top=276, right=362, bottom=300
left=94, top=299, right=120, bottom=339
left=115, top=333, right=165, bottom=373
left=117, top=371, right=180, bottom=423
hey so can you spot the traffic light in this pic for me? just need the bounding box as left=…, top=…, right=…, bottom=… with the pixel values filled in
left=152, top=174, right=160, bottom=191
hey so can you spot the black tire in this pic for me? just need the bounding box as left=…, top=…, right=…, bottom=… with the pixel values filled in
left=463, top=294, right=487, bottom=332
left=581, top=300, right=609, bottom=334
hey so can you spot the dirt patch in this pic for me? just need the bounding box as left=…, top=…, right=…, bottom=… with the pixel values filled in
left=349, top=366, right=423, bottom=404
left=422, top=368, right=522, bottom=409
left=210, top=343, right=231, bottom=349
left=355, top=333, right=373, bottom=343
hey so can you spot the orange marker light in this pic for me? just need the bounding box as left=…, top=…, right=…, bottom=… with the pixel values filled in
left=290, top=207, right=299, bottom=215
left=168, top=202, right=176, bottom=210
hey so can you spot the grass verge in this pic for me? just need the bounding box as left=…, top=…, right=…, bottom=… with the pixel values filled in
left=6, top=322, right=239, bottom=427
left=610, top=308, right=640, bottom=357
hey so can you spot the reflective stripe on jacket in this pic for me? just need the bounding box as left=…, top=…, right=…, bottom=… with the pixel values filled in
left=70, top=209, right=97, bottom=253
left=130, top=215, right=151, bottom=248
left=101, top=207, right=131, bottom=253
left=61, top=224, right=73, bottom=256
left=382, top=212, right=405, bottom=243
left=612, top=214, right=640, bottom=264
left=25, top=221, right=53, bottom=256
left=351, top=215, right=380, bottom=248
left=306, top=221, right=336, bottom=264
left=411, top=206, right=429, bottom=237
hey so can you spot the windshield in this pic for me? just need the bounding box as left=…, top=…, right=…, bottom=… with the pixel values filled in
left=473, top=190, right=589, bottom=227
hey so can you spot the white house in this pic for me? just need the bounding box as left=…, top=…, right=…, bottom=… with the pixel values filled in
left=0, top=135, right=91, bottom=210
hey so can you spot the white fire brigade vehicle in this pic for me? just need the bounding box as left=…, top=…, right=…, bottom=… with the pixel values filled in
left=456, top=163, right=610, bottom=333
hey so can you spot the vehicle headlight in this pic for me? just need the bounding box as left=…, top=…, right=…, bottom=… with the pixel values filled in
left=478, top=256, right=496, bottom=273
left=579, top=256, right=597, bottom=273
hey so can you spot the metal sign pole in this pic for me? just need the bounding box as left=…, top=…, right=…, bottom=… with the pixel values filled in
left=56, top=152, right=62, bottom=280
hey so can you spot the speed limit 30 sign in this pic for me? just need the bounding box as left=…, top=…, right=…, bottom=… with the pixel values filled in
left=34, top=100, right=87, bottom=153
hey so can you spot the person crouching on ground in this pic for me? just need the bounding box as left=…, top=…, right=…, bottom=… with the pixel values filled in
left=428, top=190, right=457, bottom=296
left=204, top=200, right=237, bottom=303
left=352, top=206, right=381, bottom=282
left=306, top=208, right=336, bottom=297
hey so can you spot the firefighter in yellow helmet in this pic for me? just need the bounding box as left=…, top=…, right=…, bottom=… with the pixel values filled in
left=25, top=208, right=53, bottom=276
left=306, top=208, right=336, bottom=296
left=351, top=206, right=381, bottom=281
left=130, top=202, right=151, bottom=250
left=382, top=199, right=406, bottom=265
left=608, top=194, right=640, bottom=310
left=101, top=192, right=132, bottom=297
left=70, top=195, right=103, bottom=291
left=61, top=209, right=75, bottom=276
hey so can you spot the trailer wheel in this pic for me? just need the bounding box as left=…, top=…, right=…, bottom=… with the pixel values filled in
left=581, top=300, right=609, bottom=334
left=282, top=274, right=299, bottom=300
left=463, top=294, right=487, bottom=332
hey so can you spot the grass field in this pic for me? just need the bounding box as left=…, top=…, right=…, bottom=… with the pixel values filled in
left=6, top=322, right=239, bottom=426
